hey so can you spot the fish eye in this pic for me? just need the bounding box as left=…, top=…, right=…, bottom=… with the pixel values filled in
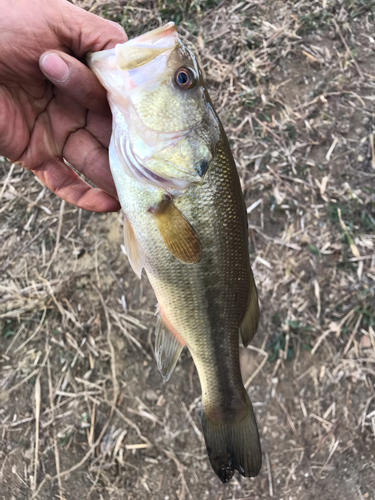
left=174, top=67, right=196, bottom=89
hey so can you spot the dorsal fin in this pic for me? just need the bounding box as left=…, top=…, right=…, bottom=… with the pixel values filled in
left=123, top=215, right=145, bottom=278
left=155, top=313, right=185, bottom=381
left=239, top=271, right=259, bottom=347
left=152, top=198, right=201, bottom=264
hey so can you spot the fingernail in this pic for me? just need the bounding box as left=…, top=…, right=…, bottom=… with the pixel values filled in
left=40, top=53, right=70, bottom=82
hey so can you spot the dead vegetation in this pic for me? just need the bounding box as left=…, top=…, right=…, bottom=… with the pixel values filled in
left=1, top=0, right=375, bottom=499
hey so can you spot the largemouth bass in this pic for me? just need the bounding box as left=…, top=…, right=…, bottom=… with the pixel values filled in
left=88, top=22, right=261, bottom=482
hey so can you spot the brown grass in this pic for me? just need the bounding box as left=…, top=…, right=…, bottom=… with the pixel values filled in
left=1, top=1, right=375, bottom=499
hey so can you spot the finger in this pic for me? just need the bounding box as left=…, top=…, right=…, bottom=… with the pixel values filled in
left=40, top=51, right=110, bottom=115
left=57, top=3, right=128, bottom=54
left=32, top=157, right=120, bottom=212
left=63, top=128, right=117, bottom=198
left=15, top=89, right=86, bottom=170
left=0, top=86, right=29, bottom=159
left=86, top=110, right=112, bottom=148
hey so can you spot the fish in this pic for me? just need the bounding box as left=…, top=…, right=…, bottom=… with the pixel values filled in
left=88, top=22, right=261, bottom=483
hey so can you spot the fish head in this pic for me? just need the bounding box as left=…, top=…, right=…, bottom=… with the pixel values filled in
left=88, top=23, right=220, bottom=191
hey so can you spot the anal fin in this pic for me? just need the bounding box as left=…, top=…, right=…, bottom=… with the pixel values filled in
left=123, top=215, right=144, bottom=279
left=155, top=314, right=185, bottom=381
left=152, top=198, right=201, bottom=264
left=240, top=271, right=259, bottom=347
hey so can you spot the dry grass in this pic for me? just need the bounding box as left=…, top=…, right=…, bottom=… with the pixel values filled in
left=1, top=1, right=375, bottom=499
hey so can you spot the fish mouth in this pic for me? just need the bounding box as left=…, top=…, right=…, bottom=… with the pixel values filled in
left=88, top=22, right=179, bottom=70
left=127, top=22, right=178, bottom=46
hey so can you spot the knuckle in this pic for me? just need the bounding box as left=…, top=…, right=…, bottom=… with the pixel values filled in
left=105, top=20, right=128, bottom=42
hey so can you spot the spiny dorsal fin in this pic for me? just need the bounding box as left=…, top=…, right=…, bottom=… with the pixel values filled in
left=155, top=314, right=185, bottom=381
left=152, top=198, right=201, bottom=264
left=240, top=271, right=259, bottom=347
left=123, top=215, right=145, bottom=279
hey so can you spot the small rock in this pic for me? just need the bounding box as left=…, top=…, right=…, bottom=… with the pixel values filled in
left=23, top=448, right=33, bottom=460
left=301, top=233, right=310, bottom=245
left=360, top=335, right=372, bottom=349
left=114, top=337, right=126, bottom=351
left=145, top=389, right=158, bottom=402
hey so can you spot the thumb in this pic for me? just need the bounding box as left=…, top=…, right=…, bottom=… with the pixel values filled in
left=42, top=3, right=128, bottom=114
left=40, top=50, right=110, bottom=115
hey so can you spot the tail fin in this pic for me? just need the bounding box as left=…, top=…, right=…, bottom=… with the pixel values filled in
left=202, top=396, right=261, bottom=483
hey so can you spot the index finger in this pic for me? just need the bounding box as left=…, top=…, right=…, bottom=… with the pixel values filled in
left=56, top=3, right=128, bottom=55
left=32, top=156, right=120, bottom=212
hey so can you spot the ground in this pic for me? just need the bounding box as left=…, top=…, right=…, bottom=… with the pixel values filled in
left=1, top=0, right=375, bottom=499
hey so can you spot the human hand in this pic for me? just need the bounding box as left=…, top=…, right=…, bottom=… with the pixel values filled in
left=0, top=0, right=128, bottom=212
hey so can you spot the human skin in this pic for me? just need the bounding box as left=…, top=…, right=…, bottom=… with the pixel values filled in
left=0, top=0, right=128, bottom=212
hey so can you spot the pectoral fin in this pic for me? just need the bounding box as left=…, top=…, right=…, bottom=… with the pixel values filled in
left=155, top=314, right=185, bottom=381
left=152, top=198, right=201, bottom=264
left=239, top=271, right=259, bottom=347
left=123, top=215, right=144, bottom=279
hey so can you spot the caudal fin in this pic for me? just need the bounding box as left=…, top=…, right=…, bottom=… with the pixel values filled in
left=202, top=396, right=261, bottom=483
